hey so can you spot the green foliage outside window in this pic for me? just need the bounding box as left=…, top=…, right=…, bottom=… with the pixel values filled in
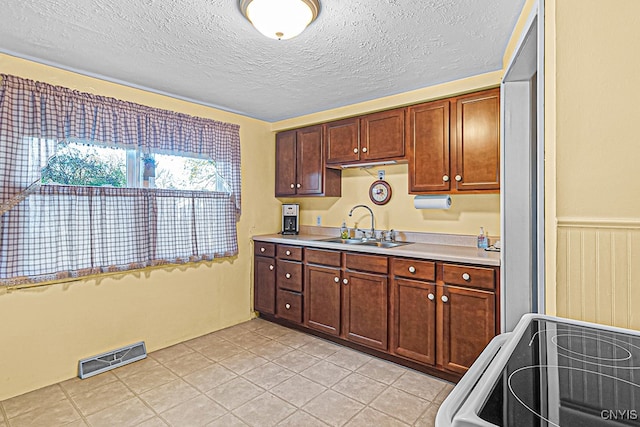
left=41, top=147, right=126, bottom=187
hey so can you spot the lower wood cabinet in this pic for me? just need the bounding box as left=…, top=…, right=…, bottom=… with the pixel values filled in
left=276, top=289, right=302, bottom=323
left=254, top=255, right=276, bottom=315
left=343, top=270, right=388, bottom=351
left=440, top=284, right=495, bottom=374
left=304, top=264, right=342, bottom=336
left=391, top=278, right=437, bottom=365
left=391, top=259, right=497, bottom=374
left=253, top=241, right=499, bottom=382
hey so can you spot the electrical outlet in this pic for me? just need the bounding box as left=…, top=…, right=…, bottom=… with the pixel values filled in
left=316, top=216, right=321, bottom=226
left=378, top=170, right=385, bottom=180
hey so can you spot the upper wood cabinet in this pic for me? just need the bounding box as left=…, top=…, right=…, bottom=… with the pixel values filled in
left=275, top=125, right=341, bottom=197
left=453, top=89, right=501, bottom=191
left=408, top=88, right=500, bottom=194
left=324, top=118, right=360, bottom=164
left=407, top=100, right=451, bottom=193
left=325, top=108, right=406, bottom=166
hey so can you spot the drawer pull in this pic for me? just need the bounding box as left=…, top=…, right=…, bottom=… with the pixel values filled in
left=269, top=265, right=274, bottom=271
left=334, top=276, right=340, bottom=283
left=285, top=303, right=291, bottom=310
left=290, top=183, right=295, bottom=189
left=285, top=250, right=291, bottom=256
left=462, top=273, right=470, bottom=281
left=441, top=295, right=449, bottom=303
left=343, top=278, right=349, bottom=285
left=296, top=184, right=301, bottom=189
left=285, top=273, right=291, bottom=279
left=408, top=266, right=416, bottom=273
left=260, top=247, right=265, bottom=253
left=353, top=148, right=359, bottom=153
left=442, top=175, right=450, bottom=182
left=427, top=293, right=435, bottom=301
left=362, top=147, right=368, bottom=153
left=455, top=174, right=462, bottom=182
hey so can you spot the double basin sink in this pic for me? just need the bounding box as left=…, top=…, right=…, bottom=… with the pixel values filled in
left=317, top=237, right=413, bottom=249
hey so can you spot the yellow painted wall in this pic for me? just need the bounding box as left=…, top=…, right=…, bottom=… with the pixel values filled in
left=272, top=72, right=502, bottom=238
left=0, top=53, right=280, bottom=400
left=550, top=0, right=640, bottom=328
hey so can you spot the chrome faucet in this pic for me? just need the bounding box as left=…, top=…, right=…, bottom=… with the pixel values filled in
left=348, top=204, right=375, bottom=239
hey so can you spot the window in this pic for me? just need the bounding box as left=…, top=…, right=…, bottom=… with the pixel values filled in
left=0, top=74, right=241, bottom=287
left=38, top=141, right=229, bottom=192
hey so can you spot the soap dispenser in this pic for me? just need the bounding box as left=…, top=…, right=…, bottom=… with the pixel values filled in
left=477, top=227, right=488, bottom=249
left=340, top=220, right=349, bottom=239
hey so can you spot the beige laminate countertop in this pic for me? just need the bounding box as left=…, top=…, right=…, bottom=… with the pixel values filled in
left=253, top=233, right=500, bottom=267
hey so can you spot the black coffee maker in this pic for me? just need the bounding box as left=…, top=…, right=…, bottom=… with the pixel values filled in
left=282, top=204, right=299, bottom=235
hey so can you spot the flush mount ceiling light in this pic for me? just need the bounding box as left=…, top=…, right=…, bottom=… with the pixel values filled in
left=239, top=0, right=320, bottom=40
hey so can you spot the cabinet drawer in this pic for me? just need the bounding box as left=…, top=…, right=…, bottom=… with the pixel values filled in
left=255, top=242, right=275, bottom=257
left=442, top=264, right=495, bottom=290
left=277, top=260, right=303, bottom=292
left=276, top=290, right=302, bottom=323
left=305, top=248, right=341, bottom=267
left=392, top=258, right=435, bottom=281
left=277, top=245, right=303, bottom=261
left=345, top=253, right=388, bottom=274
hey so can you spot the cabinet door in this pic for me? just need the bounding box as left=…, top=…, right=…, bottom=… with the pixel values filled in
left=342, top=271, right=388, bottom=351
left=275, top=130, right=297, bottom=196
left=439, top=285, right=495, bottom=374
left=453, top=89, right=500, bottom=191
left=325, top=118, right=360, bottom=164
left=360, top=109, right=405, bottom=161
left=391, top=278, right=436, bottom=365
left=254, top=255, right=276, bottom=315
left=304, top=265, right=342, bottom=336
left=296, top=125, right=324, bottom=195
left=407, top=100, right=451, bottom=193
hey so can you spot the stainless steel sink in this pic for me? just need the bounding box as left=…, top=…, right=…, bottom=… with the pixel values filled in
left=318, top=237, right=413, bottom=248
left=319, top=237, right=366, bottom=244
left=357, top=241, right=413, bottom=248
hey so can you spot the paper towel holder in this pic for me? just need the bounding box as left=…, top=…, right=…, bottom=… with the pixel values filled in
left=413, top=195, right=452, bottom=209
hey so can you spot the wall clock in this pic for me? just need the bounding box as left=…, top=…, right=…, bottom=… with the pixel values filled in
left=369, top=180, right=392, bottom=205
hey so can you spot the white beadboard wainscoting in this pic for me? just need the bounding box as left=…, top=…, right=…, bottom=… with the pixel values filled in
left=556, top=218, right=640, bottom=330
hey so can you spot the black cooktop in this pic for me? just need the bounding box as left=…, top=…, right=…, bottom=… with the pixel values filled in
left=479, top=318, right=640, bottom=426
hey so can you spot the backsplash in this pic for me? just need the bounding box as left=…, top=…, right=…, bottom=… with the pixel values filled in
left=279, top=164, right=500, bottom=237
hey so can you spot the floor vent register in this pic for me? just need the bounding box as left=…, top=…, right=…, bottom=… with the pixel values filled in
left=78, top=341, right=147, bottom=379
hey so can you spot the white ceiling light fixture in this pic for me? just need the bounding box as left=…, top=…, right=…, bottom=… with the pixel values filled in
left=239, top=0, right=320, bottom=40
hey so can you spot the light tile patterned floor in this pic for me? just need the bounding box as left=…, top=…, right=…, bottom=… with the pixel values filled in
left=0, top=318, right=454, bottom=427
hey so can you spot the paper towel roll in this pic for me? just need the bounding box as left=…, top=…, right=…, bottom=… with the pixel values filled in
left=413, top=195, right=452, bottom=209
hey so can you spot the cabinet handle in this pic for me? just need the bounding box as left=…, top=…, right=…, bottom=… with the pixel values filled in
left=442, top=175, right=450, bottom=182
left=290, top=183, right=295, bottom=189
left=285, top=273, right=291, bottom=279
left=408, top=266, right=416, bottom=273
left=362, top=147, right=368, bottom=153
left=269, top=265, right=274, bottom=271
left=285, top=303, right=291, bottom=310
left=343, top=278, right=349, bottom=285
left=427, top=293, right=435, bottom=301
left=260, top=247, right=265, bottom=253
left=334, top=276, right=340, bottom=283
left=441, top=295, right=449, bottom=303
left=296, top=183, right=301, bottom=188
left=353, top=148, right=359, bottom=153
left=285, top=250, right=291, bottom=256
left=462, top=272, right=470, bottom=281
left=455, top=174, right=462, bottom=182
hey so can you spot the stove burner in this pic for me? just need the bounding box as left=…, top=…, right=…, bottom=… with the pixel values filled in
left=529, top=328, right=640, bottom=369
left=552, top=333, right=632, bottom=362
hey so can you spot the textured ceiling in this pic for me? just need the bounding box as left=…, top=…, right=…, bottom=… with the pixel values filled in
left=0, top=0, right=525, bottom=122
